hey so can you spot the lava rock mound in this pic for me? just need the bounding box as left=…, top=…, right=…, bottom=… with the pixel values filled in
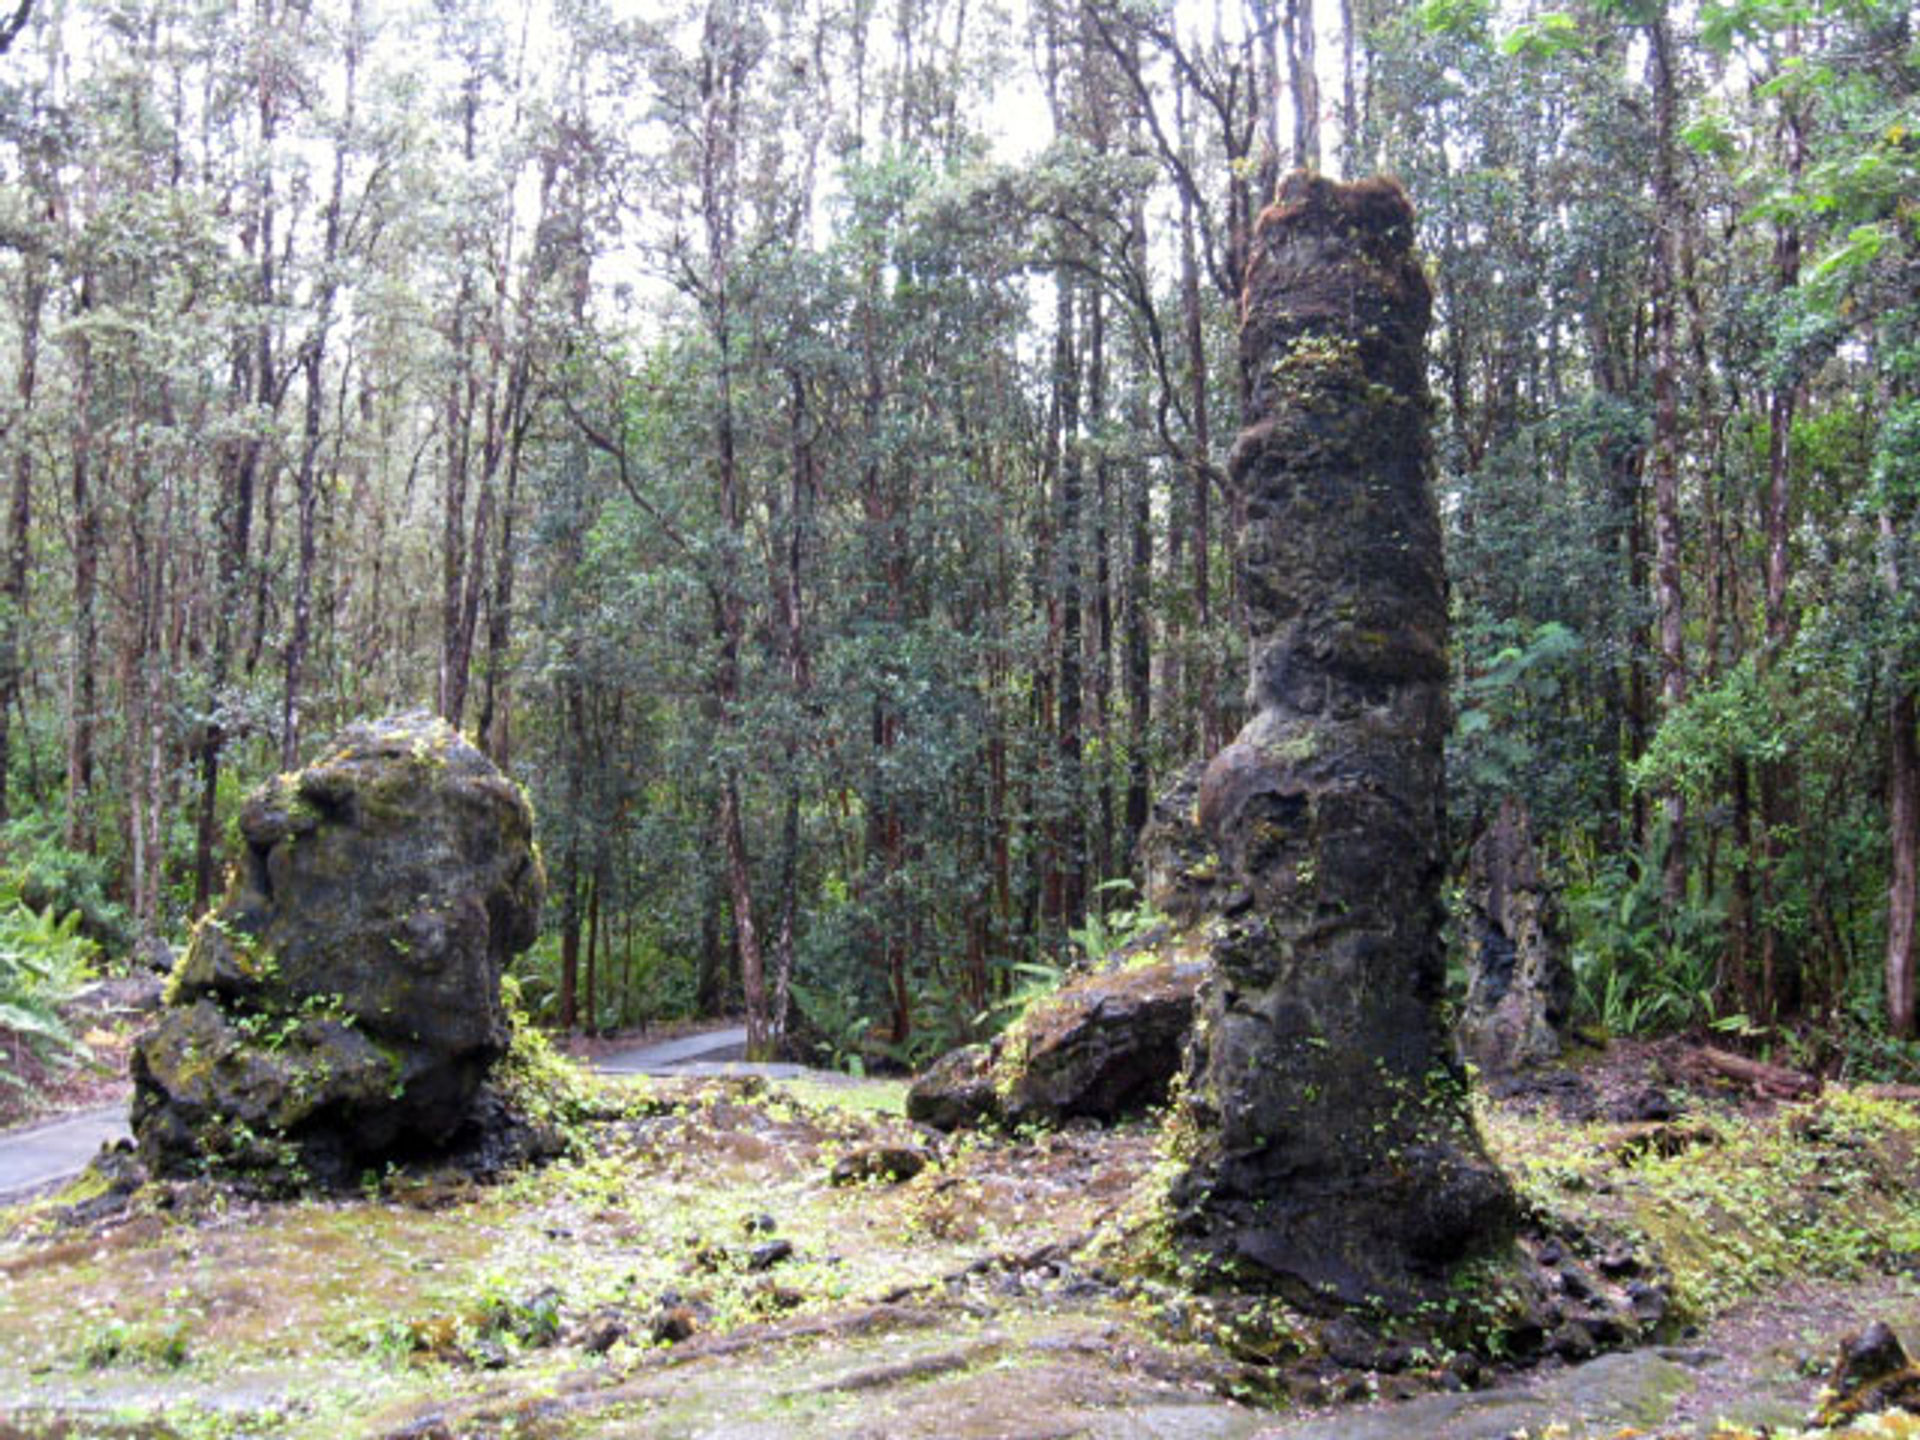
left=131, top=712, right=545, bottom=1188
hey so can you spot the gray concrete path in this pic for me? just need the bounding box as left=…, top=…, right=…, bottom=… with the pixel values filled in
left=0, top=1021, right=774, bottom=1205
left=0, top=1105, right=130, bottom=1205
left=594, top=1023, right=750, bottom=1073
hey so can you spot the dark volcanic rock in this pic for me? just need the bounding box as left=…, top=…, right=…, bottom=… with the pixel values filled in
left=907, top=954, right=1204, bottom=1132
left=1815, top=1322, right=1920, bottom=1427
left=131, top=712, right=545, bottom=1188
left=1457, top=798, right=1573, bottom=1073
left=907, top=1044, right=1000, bottom=1131
left=1136, top=761, right=1221, bottom=925
left=830, top=1145, right=929, bottom=1186
left=1168, top=174, right=1517, bottom=1308
left=998, top=956, right=1203, bottom=1126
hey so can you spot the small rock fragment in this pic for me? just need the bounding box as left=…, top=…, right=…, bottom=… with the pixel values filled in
left=651, top=1307, right=699, bottom=1345
left=830, top=1145, right=929, bottom=1186
left=577, top=1308, right=630, bottom=1355
left=906, top=1045, right=1000, bottom=1132
left=1815, top=1322, right=1920, bottom=1427
left=748, top=1239, right=794, bottom=1272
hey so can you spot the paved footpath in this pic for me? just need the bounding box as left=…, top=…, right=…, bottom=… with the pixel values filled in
left=0, top=1106, right=130, bottom=1205
left=0, top=1022, right=767, bottom=1206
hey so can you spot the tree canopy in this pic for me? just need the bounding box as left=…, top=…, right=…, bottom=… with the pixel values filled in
left=0, top=0, right=1914, bottom=1071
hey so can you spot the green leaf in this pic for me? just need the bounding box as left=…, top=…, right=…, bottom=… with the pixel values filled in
left=1808, top=223, right=1888, bottom=290
left=1499, top=11, right=1582, bottom=58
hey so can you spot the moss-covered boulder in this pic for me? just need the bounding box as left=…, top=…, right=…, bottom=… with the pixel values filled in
left=131, top=712, right=545, bottom=1188
left=908, top=951, right=1204, bottom=1131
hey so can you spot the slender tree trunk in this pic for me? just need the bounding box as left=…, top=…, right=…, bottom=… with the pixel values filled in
left=0, top=236, right=45, bottom=823
left=1287, top=0, right=1320, bottom=171
left=1758, top=35, right=1807, bottom=1016
left=66, top=292, right=98, bottom=855
left=281, top=0, right=359, bottom=766
left=1889, top=685, right=1919, bottom=1038
left=480, top=420, right=527, bottom=766
left=720, top=778, right=767, bottom=1054
left=439, top=67, right=483, bottom=728
left=1885, top=509, right=1918, bottom=1037
left=1088, top=290, right=1115, bottom=893
left=770, top=370, right=814, bottom=1049
left=197, top=11, right=280, bottom=902
left=557, top=679, right=586, bottom=1030
left=1647, top=13, right=1688, bottom=905
left=1338, top=0, right=1359, bottom=173
left=1124, top=386, right=1153, bottom=853
left=1053, top=270, right=1086, bottom=936
left=583, top=868, right=600, bottom=1037
left=698, top=857, right=726, bottom=1016
left=1177, top=148, right=1214, bottom=750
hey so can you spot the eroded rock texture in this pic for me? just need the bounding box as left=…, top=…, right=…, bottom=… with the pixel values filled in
left=906, top=952, right=1205, bottom=1131
left=1458, top=798, right=1573, bottom=1073
left=1169, top=174, right=1516, bottom=1307
left=132, top=712, right=545, bottom=1188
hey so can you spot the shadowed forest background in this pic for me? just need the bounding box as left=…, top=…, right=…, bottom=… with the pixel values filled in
left=0, top=0, right=1914, bottom=1075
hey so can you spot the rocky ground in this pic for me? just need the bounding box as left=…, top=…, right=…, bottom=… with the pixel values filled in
left=0, top=1039, right=1917, bottom=1439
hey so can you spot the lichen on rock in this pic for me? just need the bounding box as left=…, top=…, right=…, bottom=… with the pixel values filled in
left=131, top=711, right=546, bottom=1189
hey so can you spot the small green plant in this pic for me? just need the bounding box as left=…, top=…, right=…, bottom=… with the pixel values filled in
left=494, top=974, right=601, bottom=1131
left=790, top=979, right=875, bottom=1077
left=1566, top=839, right=1721, bottom=1036
left=1066, top=879, right=1167, bottom=967
left=0, top=886, right=99, bottom=1090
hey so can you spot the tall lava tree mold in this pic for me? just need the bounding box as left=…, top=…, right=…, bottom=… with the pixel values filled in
left=1169, top=174, right=1517, bottom=1307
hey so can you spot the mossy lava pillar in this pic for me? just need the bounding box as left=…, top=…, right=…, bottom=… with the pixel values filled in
left=1171, top=174, right=1516, bottom=1306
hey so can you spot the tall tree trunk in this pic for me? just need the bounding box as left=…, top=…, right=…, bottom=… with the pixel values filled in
left=66, top=284, right=98, bottom=855
left=1124, top=386, right=1153, bottom=853
left=1758, top=31, right=1807, bottom=1016
left=1089, top=290, right=1115, bottom=893
left=583, top=868, right=600, bottom=1037
left=1646, top=12, right=1688, bottom=904
left=770, top=369, right=814, bottom=1050
left=1890, top=684, right=1919, bottom=1038
left=1052, top=270, right=1086, bottom=936
left=0, top=231, right=45, bottom=823
left=721, top=777, right=767, bottom=1054
left=439, top=65, right=483, bottom=728
left=281, top=0, right=359, bottom=767
left=1287, top=0, right=1320, bottom=171
left=1177, top=137, right=1215, bottom=750
left=557, top=678, right=587, bottom=1030
left=198, top=6, right=281, bottom=903
left=1885, top=508, right=1918, bottom=1037
left=1338, top=0, right=1359, bottom=173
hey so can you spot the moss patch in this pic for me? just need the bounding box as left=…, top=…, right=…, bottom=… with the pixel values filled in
left=8, top=1058, right=1920, bottom=1437
left=1482, top=1085, right=1920, bottom=1323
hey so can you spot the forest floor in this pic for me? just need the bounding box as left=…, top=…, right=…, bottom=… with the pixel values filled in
left=0, top=1039, right=1918, bottom=1438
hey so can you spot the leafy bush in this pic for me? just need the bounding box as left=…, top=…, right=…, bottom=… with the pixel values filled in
left=507, top=928, right=699, bottom=1033
left=493, top=974, right=601, bottom=1129
left=1566, top=839, right=1722, bottom=1036
left=0, top=890, right=99, bottom=1089
left=1068, top=879, right=1167, bottom=966
left=0, top=813, right=130, bottom=954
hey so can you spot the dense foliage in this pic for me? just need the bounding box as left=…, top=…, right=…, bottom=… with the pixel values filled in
left=0, top=0, right=1912, bottom=1069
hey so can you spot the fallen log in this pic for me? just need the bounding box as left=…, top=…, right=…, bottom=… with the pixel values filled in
left=1667, top=1044, right=1819, bottom=1100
